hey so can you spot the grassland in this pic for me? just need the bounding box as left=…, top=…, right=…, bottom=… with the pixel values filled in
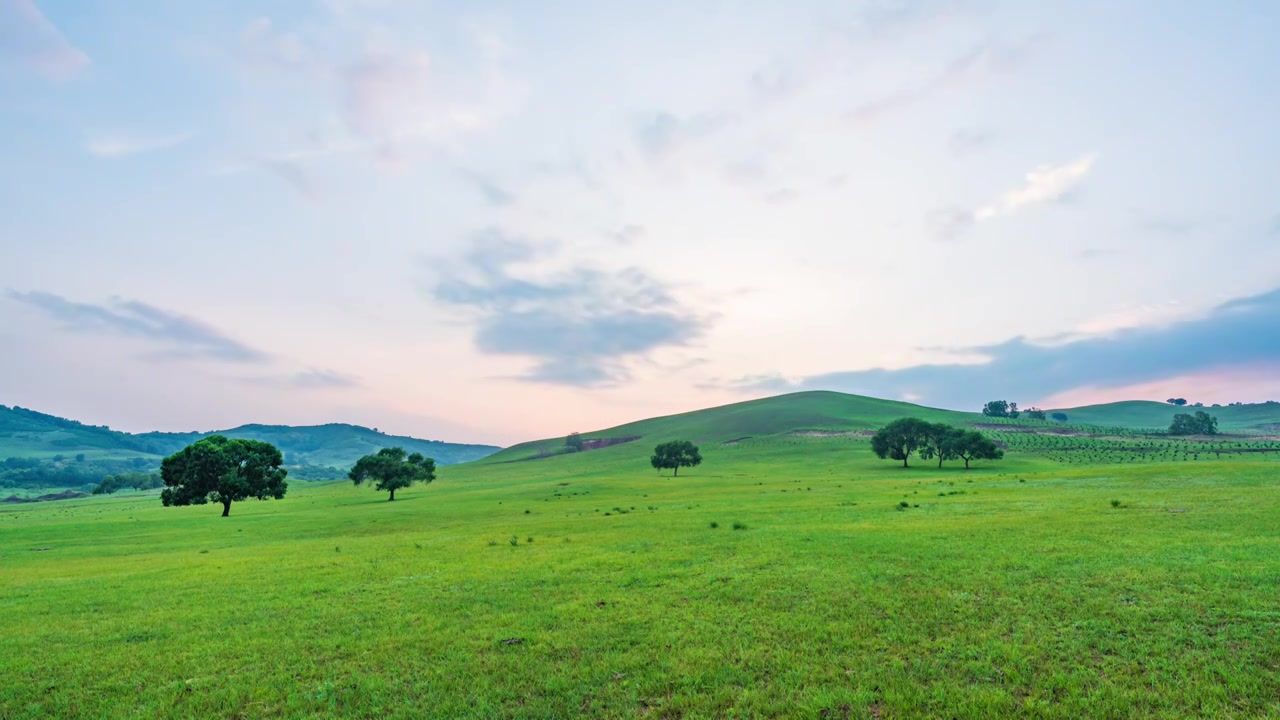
left=2, top=393, right=1278, bottom=718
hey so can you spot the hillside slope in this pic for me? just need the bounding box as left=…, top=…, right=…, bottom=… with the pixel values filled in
left=483, top=391, right=981, bottom=463
left=0, top=405, right=500, bottom=467
left=1049, top=400, right=1280, bottom=431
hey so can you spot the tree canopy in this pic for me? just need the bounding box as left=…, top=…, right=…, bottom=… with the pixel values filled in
left=650, top=440, right=702, bottom=476
left=1169, top=411, right=1218, bottom=436
left=944, top=430, right=1004, bottom=469
left=565, top=432, right=584, bottom=452
left=870, top=418, right=934, bottom=468
left=895, top=421, right=1004, bottom=469
left=349, top=447, right=436, bottom=501
left=160, top=435, right=288, bottom=517
left=1167, top=398, right=1188, bottom=406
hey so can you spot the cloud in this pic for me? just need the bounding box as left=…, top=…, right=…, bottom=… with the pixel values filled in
left=732, top=286, right=1280, bottom=409
left=949, top=128, right=995, bottom=154
left=457, top=168, right=514, bottom=206
left=634, top=112, right=733, bottom=160
left=850, top=39, right=1039, bottom=124
left=0, top=0, right=89, bottom=80
left=608, top=224, right=645, bottom=246
left=242, top=369, right=360, bottom=389
left=974, top=153, right=1097, bottom=220
left=86, top=131, right=194, bottom=159
left=430, top=230, right=707, bottom=386
left=6, top=291, right=269, bottom=363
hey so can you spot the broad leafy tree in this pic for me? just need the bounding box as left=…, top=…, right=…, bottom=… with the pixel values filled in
left=565, top=432, right=584, bottom=452
left=349, top=447, right=436, bottom=501
left=650, top=440, right=702, bottom=476
left=944, top=430, right=1005, bottom=469
left=1169, top=411, right=1218, bottom=436
left=160, top=435, right=288, bottom=517
left=870, top=418, right=934, bottom=468
left=981, top=400, right=1010, bottom=418
left=918, top=423, right=960, bottom=468
left=1025, top=408, right=1047, bottom=421
left=1166, top=398, right=1188, bottom=406
left=1051, top=412, right=1069, bottom=422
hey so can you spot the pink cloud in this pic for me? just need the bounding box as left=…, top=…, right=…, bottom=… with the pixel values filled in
left=0, top=0, right=90, bottom=80
left=1038, top=363, right=1280, bottom=408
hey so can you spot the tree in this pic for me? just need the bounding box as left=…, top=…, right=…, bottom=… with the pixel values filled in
left=1051, top=412, right=1069, bottom=422
left=1008, top=402, right=1020, bottom=419
left=917, top=423, right=960, bottom=468
left=1025, top=408, right=1046, bottom=421
left=160, top=435, right=288, bottom=517
left=75, top=453, right=86, bottom=462
left=565, top=432, right=584, bottom=452
left=650, top=440, right=702, bottom=476
left=945, top=430, right=1005, bottom=469
left=1167, top=398, right=1188, bottom=406
left=1169, top=411, right=1218, bottom=436
left=349, top=447, right=436, bottom=501
left=981, top=400, right=1010, bottom=418
left=870, top=418, right=934, bottom=468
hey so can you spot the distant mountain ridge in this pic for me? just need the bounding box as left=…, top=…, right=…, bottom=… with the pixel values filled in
left=0, top=405, right=501, bottom=467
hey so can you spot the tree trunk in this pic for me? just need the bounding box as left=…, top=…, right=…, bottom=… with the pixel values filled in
left=963, top=457, right=971, bottom=469
left=221, top=500, right=231, bottom=517
left=938, top=454, right=944, bottom=469
left=673, top=466, right=678, bottom=477
left=902, top=456, right=909, bottom=468
left=389, top=488, right=396, bottom=501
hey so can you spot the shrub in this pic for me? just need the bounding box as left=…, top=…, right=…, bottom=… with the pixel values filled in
left=487, top=540, right=498, bottom=547
left=709, top=521, right=719, bottom=528
left=732, top=522, right=747, bottom=530
left=1110, top=499, right=1122, bottom=508
left=508, top=535, right=519, bottom=546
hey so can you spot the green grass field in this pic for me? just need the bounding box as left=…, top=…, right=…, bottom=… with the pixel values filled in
left=2, top=393, right=1279, bottom=718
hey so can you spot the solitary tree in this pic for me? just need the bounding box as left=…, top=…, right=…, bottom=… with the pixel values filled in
left=1051, top=412, right=1069, bottom=422
left=1025, top=408, right=1047, bottom=421
left=918, top=423, right=960, bottom=468
left=870, top=418, right=934, bottom=468
left=160, top=435, right=288, bottom=517
left=944, top=430, right=1005, bottom=469
left=650, top=440, right=702, bottom=476
left=349, top=447, right=436, bottom=501
left=1167, top=398, right=1188, bottom=406
left=565, top=432, right=584, bottom=452
left=981, top=400, right=1010, bottom=418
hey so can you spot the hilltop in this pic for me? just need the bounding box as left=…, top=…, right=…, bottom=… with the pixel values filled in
left=1048, top=399, right=1280, bottom=431
left=479, top=390, right=1280, bottom=469
left=0, top=405, right=500, bottom=466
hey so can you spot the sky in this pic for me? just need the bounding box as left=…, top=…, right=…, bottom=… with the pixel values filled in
left=2, top=0, right=1279, bottom=446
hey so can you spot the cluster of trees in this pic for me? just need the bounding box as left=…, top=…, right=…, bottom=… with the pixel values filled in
left=91, top=472, right=164, bottom=495
left=651, top=441, right=702, bottom=476
left=1, top=455, right=159, bottom=491
left=349, top=447, right=436, bottom=501
left=1169, top=411, right=1218, bottom=436
left=982, top=400, right=1066, bottom=422
left=871, top=418, right=1003, bottom=469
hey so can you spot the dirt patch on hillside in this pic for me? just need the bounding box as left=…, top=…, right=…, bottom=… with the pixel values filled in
left=3, top=490, right=88, bottom=504
left=721, top=437, right=753, bottom=446
left=790, top=430, right=876, bottom=438
left=579, top=436, right=641, bottom=451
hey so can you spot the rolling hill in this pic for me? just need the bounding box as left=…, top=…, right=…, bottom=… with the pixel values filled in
left=0, top=405, right=500, bottom=468
left=482, top=390, right=1280, bottom=466
left=1048, top=399, right=1280, bottom=431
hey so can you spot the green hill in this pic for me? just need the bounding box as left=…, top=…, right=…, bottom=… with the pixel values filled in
left=1049, top=399, right=1280, bottom=431
left=0, top=405, right=499, bottom=466
left=485, top=391, right=981, bottom=463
